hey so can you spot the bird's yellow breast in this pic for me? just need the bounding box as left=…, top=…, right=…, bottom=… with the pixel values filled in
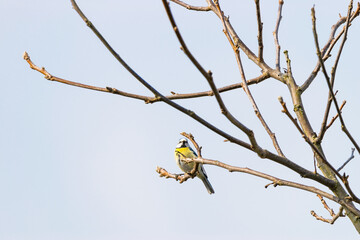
left=174, top=147, right=197, bottom=159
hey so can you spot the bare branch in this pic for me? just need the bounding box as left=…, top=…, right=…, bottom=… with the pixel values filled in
left=325, top=100, right=346, bottom=131
left=157, top=158, right=336, bottom=200
left=213, top=1, right=236, bottom=48
left=301, top=3, right=360, bottom=92
left=273, top=0, right=284, bottom=71
left=301, top=18, right=346, bottom=92
left=163, top=0, right=259, bottom=149
left=206, top=0, right=280, bottom=80
left=311, top=4, right=360, bottom=155
left=337, top=148, right=355, bottom=172
left=162, top=0, right=210, bottom=80
left=278, top=96, right=303, bottom=134
left=157, top=156, right=359, bottom=216
left=278, top=96, right=344, bottom=181
left=331, top=1, right=356, bottom=83
left=311, top=195, right=345, bottom=224
left=69, top=0, right=255, bottom=151
left=342, top=174, right=360, bottom=204
left=283, top=50, right=293, bottom=77
left=170, top=0, right=211, bottom=11
left=155, top=73, right=269, bottom=103
left=214, top=0, right=285, bottom=157
left=318, top=194, right=336, bottom=216
left=255, top=0, right=264, bottom=62
left=205, top=70, right=257, bottom=142
left=317, top=91, right=340, bottom=142
left=312, top=4, right=360, bottom=204
left=23, top=52, right=269, bottom=104
left=23, top=52, right=149, bottom=100
left=156, top=167, right=194, bottom=183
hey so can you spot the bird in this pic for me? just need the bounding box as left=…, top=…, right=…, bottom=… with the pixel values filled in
left=174, top=138, right=215, bottom=194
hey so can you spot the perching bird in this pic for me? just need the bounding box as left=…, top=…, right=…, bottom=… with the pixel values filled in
left=174, top=138, right=215, bottom=194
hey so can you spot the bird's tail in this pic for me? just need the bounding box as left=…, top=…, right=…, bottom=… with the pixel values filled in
left=199, top=173, right=215, bottom=194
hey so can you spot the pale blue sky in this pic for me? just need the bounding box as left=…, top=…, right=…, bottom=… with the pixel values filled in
left=1, top=0, right=360, bottom=239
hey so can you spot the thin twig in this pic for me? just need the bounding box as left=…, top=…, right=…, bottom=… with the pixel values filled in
left=283, top=50, right=293, bottom=78
left=170, top=0, right=211, bottom=11
left=317, top=90, right=340, bottom=142
left=337, top=148, right=355, bottom=172
left=325, top=100, right=346, bottom=131
left=23, top=52, right=149, bottom=99
left=342, top=174, right=360, bottom=204
left=311, top=195, right=345, bottom=224
left=278, top=97, right=303, bottom=134
left=301, top=18, right=346, bottom=92
left=158, top=73, right=270, bottom=103
left=24, top=51, right=265, bottom=104
left=23, top=52, right=269, bottom=103
left=156, top=167, right=194, bottom=183
left=331, top=1, right=355, bottom=85
left=214, top=1, right=236, bottom=48
left=255, top=0, right=264, bottom=62
left=319, top=194, right=335, bottom=215
left=273, top=0, right=284, bottom=71
left=162, top=0, right=210, bottom=80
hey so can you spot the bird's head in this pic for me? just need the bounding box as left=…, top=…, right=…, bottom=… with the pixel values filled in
left=177, top=138, right=189, bottom=148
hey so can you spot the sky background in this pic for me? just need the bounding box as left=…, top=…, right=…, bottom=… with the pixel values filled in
left=1, top=0, right=360, bottom=239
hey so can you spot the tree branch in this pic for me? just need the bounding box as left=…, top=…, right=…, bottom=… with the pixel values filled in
left=301, top=3, right=360, bottom=92
left=170, top=0, right=211, bottom=11
left=157, top=73, right=269, bottom=103
left=214, top=0, right=285, bottom=157
left=157, top=159, right=336, bottom=201
left=273, top=0, right=284, bottom=71
left=317, top=91, right=339, bottom=142
left=337, top=148, right=355, bottom=172
left=311, top=195, right=345, bottom=224
left=206, top=0, right=281, bottom=80
left=325, top=100, right=346, bottom=132
left=157, top=157, right=360, bottom=217
left=23, top=52, right=150, bottom=100
left=278, top=96, right=344, bottom=182
left=163, top=0, right=271, bottom=155
left=255, top=0, right=264, bottom=62
left=312, top=3, right=360, bottom=205
left=162, top=0, right=211, bottom=80
left=23, top=52, right=269, bottom=103
left=156, top=167, right=194, bottom=183
left=311, top=4, right=360, bottom=155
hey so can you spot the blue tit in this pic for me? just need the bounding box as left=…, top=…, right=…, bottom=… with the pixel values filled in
left=174, top=138, right=215, bottom=194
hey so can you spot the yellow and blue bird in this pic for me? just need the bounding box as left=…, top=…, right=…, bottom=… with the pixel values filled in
left=174, top=138, right=215, bottom=194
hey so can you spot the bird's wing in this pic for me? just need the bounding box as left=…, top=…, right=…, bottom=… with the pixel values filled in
left=189, top=147, right=198, bottom=157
